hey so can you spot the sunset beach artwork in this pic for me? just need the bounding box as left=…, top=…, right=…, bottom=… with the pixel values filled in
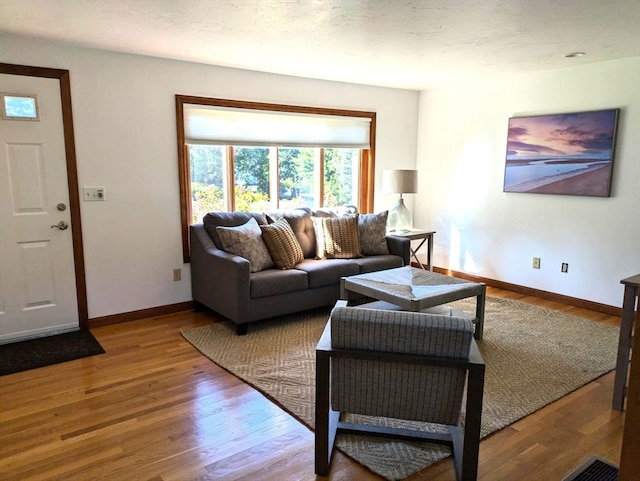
left=503, top=109, right=619, bottom=197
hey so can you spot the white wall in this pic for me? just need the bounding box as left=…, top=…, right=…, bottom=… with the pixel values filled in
left=1, top=34, right=419, bottom=318
left=4, top=33, right=636, bottom=314
left=416, top=57, right=640, bottom=307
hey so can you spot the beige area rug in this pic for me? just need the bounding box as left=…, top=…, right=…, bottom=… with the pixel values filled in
left=181, top=297, right=619, bottom=480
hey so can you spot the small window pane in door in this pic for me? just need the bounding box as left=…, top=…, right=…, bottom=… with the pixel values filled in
left=2, top=93, right=39, bottom=120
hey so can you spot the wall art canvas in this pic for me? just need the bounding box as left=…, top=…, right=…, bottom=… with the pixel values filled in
left=503, top=109, right=619, bottom=197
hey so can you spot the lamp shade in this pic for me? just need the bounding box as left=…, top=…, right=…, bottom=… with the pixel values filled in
left=381, top=169, right=418, bottom=194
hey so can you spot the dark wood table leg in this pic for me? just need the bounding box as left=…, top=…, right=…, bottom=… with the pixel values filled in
left=426, top=233, right=434, bottom=271
left=474, top=284, right=486, bottom=340
left=613, top=276, right=640, bottom=411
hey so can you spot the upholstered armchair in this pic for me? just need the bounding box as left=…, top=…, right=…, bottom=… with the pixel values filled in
left=315, top=301, right=485, bottom=481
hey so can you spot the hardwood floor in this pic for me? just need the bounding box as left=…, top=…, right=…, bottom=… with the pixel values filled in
left=0, top=288, right=624, bottom=481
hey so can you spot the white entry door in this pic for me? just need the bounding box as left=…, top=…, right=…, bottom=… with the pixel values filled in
left=0, top=73, right=79, bottom=343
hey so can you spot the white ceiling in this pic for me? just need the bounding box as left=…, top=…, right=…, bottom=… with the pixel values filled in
left=1, top=0, right=639, bottom=90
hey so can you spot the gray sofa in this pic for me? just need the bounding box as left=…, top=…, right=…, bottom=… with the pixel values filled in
left=190, top=208, right=410, bottom=334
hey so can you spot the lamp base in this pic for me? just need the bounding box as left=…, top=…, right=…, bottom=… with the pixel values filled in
left=388, top=197, right=412, bottom=233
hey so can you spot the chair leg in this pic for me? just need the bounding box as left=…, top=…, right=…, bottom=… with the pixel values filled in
left=315, top=409, right=340, bottom=475
left=449, top=423, right=464, bottom=481
left=315, top=350, right=333, bottom=475
left=461, top=364, right=485, bottom=481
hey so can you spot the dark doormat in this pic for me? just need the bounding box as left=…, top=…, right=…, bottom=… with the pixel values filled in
left=0, top=330, right=105, bottom=376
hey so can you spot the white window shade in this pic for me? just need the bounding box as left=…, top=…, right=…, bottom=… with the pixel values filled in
left=184, top=104, right=371, bottom=148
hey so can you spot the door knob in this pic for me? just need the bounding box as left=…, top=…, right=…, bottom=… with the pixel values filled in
left=51, top=221, right=69, bottom=230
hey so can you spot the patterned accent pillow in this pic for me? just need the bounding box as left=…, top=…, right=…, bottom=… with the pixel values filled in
left=260, top=218, right=304, bottom=269
left=216, top=218, right=274, bottom=272
left=359, top=211, right=390, bottom=255
left=265, top=208, right=316, bottom=259
left=312, top=214, right=362, bottom=259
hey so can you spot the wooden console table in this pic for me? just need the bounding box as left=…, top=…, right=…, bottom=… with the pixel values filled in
left=613, top=273, right=640, bottom=411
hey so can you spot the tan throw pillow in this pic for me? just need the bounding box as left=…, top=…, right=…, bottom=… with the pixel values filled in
left=216, top=218, right=274, bottom=272
left=313, top=214, right=362, bottom=259
left=266, top=208, right=316, bottom=258
left=359, top=211, right=390, bottom=255
left=260, top=218, right=304, bottom=269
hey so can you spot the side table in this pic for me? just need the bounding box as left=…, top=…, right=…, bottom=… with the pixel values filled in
left=388, top=229, right=435, bottom=271
left=613, top=273, right=640, bottom=411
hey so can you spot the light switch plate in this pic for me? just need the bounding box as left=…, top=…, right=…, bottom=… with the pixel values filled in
left=83, top=187, right=105, bottom=201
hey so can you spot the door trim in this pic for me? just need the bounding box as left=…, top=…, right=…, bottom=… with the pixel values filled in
left=0, top=63, right=88, bottom=330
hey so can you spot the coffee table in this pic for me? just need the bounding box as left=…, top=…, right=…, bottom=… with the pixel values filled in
left=340, top=266, right=486, bottom=339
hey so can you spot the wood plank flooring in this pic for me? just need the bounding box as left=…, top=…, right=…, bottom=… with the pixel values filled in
left=0, top=288, right=624, bottom=480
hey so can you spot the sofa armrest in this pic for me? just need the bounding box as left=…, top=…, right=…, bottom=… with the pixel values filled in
left=385, top=235, right=411, bottom=266
left=190, top=224, right=251, bottom=323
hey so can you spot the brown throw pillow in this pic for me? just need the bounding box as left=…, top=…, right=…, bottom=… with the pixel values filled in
left=260, top=218, right=304, bottom=269
left=266, top=208, right=316, bottom=258
left=312, top=214, right=362, bottom=259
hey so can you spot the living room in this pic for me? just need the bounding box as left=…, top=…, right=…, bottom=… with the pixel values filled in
left=1, top=17, right=639, bottom=326
left=2, top=13, right=639, bottom=324
left=1, top=1, right=639, bottom=479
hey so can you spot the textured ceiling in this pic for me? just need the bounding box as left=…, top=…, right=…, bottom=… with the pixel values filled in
left=1, top=0, right=639, bottom=90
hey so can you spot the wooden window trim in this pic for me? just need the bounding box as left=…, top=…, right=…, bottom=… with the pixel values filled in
left=176, top=95, right=376, bottom=263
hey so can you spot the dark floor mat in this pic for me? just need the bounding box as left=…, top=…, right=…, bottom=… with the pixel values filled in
left=0, top=330, right=105, bottom=376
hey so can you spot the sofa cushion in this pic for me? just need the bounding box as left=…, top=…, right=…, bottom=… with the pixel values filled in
left=216, top=218, right=274, bottom=273
left=348, top=254, right=404, bottom=273
left=294, top=258, right=359, bottom=288
left=260, top=218, right=304, bottom=269
left=359, top=211, right=390, bottom=255
left=250, top=268, right=308, bottom=298
left=312, top=214, right=362, bottom=259
left=204, top=211, right=267, bottom=249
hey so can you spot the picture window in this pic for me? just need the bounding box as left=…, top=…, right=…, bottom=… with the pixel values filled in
left=176, top=96, right=377, bottom=262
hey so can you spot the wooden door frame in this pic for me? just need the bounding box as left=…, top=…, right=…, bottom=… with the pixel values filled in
left=0, top=62, right=88, bottom=330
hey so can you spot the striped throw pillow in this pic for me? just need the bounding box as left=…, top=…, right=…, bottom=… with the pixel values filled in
left=312, top=214, right=362, bottom=259
left=260, top=218, right=304, bottom=269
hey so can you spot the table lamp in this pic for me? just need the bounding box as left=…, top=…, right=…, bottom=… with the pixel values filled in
left=381, top=169, right=417, bottom=233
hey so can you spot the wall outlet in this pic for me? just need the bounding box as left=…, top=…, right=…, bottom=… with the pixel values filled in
left=532, top=257, right=541, bottom=269
left=173, top=268, right=181, bottom=281
left=561, top=263, right=569, bottom=273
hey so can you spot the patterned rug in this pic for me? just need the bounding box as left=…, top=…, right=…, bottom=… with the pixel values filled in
left=181, top=297, right=618, bottom=480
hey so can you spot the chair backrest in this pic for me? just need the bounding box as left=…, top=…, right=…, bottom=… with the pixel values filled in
left=329, top=306, right=475, bottom=425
